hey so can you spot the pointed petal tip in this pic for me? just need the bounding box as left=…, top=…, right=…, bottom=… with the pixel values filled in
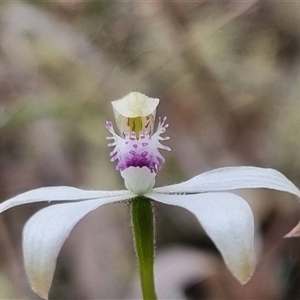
left=238, top=276, right=251, bottom=285
left=234, top=260, right=255, bottom=285
left=284, top=222, right=300, bottom=238
left=27, top=268, right=51, bottom=299
left=36, top=291, right=48, bottom=300
left=31, top=281, right=49, bottom=300
left=233, top=265, right=255, bottom=285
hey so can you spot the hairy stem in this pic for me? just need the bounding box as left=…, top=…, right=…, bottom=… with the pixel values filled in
left=131, top=196, right=157, bottom=300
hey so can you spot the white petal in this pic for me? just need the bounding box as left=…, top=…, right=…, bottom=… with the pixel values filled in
left=121, top=167, right=155, bottom=195
left=154, top=166, right=300, bottom=197
left=147, top=192, right=256, bottom=284
left=23, top=194, right=131, bottom=299
left=0, top=186, right=132, bottom=214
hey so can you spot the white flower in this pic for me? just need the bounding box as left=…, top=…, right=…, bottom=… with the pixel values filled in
left=0, top=92, right=299, bottom=299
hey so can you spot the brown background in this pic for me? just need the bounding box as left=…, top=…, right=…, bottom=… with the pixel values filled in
left=0, top=1, right=300, bottom=299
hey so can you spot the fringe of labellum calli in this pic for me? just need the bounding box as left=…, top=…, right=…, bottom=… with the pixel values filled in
left=106, top=116, right=171, bottom=173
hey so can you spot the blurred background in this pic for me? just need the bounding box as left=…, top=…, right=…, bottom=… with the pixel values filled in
left=1, top=1, right=300, bottom=299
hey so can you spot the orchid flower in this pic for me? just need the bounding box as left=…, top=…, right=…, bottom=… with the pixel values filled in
left=0, top=91, right=300, bottom=300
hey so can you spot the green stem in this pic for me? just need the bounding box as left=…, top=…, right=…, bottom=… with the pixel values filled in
left=131, top=196, right=158, bottom=300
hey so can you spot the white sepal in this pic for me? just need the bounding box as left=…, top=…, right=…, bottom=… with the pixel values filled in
left=154, top=167, right=300, bottom=198
left=146, top=192, right=256, bottom=284
left=22, top=194, right=132, bottom=299
left=0, top=187, right=132, bottom=214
